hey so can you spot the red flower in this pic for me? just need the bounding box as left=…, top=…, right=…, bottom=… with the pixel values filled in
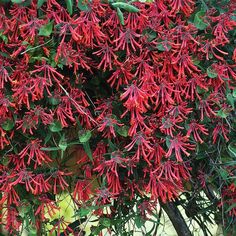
left=94, top=151, right=127, bottom=193
left=48, top=170, right=71, bottom=194
left=17, top=106, right=53, bottom=134
left=56, top=104, right=75, bottom=127
left=125, top=132, right=153, bottom=164
left=148, top=139, right=166, bottom=164
left=186, top=120, right=209, bottom=144
left=93, top=41, right=118, bottom=71
left=97, top=116, right=123, bottom=138
left=49, top=216, right=74, bottom=236
left=160, top=115, right=184, bottom=137
left=76, top=18, right=106, bottom=47
left=0, top=128, right=10, bottom=150
left=120, top=83, right=150, bottom=114
left=172, top=51, right=200, bottom=79
left=12, top=79, right=36, bottom=109
left=152, top=160, right=191, bottom=182
left=0, top=63, right=11, bottom=89
left=73, top=179, right=92, bottom=202
left=166, top=134, right=195, bottom=162
left=10, top=169, right=39, bottom=193
left=145, top=171, right=181, bottom=202
left=166, top=102, right=193, bottom=119
left=31, top=63, right=64, bottom=85
left=95, top=187, right=116, bottom=205
left=32, top=174, right=51, bottom=195
left=184, top=73, right=208, bottom=101
left=169, top=0, right=195, bottom=16
left=106, top=172, right=122, bottom=194
left=18, top=139, right=52, bottom=168
left=152, top=81, right=175, bottom=108
left=4, top=206, right=22, bottom=234
left=212, top=121, right=229, bottom=144
left=199, top=98, right=217, bottom=121
left=107, top=60, right=133, bottom=90
left=19, top=18, right=45, bottom=43
left=114, top=28, right=141, bottom=55
left=0, top=187, right=20, bottom=206
left=35, top=195, right=59, bottom=221
left=221, top=183, right=236, bottom=217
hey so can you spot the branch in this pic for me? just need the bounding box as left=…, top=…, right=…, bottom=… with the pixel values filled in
left=20, top=38, right=53, bottom=55
left=161, top=201, right=192, bottom=236
left=59, top=84, right=98, bottom=125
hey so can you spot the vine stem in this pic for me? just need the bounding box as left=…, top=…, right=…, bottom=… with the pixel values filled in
left=161, top=201, right=192, bottom=236
left=59, top=84, right=98, bottom=125
left=20, top=38, right=53, bottom=55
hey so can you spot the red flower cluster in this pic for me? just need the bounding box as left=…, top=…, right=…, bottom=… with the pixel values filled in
left=0, top=0, right=235, bottom=234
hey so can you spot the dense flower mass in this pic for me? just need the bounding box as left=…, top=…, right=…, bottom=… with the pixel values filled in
left=0, top=0, right=235, bottom=235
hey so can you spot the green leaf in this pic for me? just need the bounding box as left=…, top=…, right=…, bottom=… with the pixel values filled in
left=1, top=119, right=14, bottom=131
left=21, top=41, right=29, bottom=45
left=233, top=89, right=236, bottom=98
left=59, top=135, right=67, bottom=151
left=219, top=168, right=229, bottom=180
left=18, top=201, right=31, bottom=217
left=134, top=216, right=144, bottom=228
left=0, top=32, right=8, bottom=44
left=0, top=51, right=11, bottom=59
left=194, top=11, right=208, bottom=30
left=11, top=0, right=31, bottom=6
left=38, top=21, right=53, bottom=37
left=48, top=96, right=61, bottom=105
left=226, top=93, right=235, bottom=108
left=82, top=141, right=93, bottom=161
left=216, top=109, right=228, bottom=118
left=228, top=142, right=236, bottom=157
left=40, top=146, right=62, bottom=151
left=112, top=2, right=139, bottom=13
left=66, top=0, right=73, bottom=15
left=77, top=0, right=89, bottom=11
left=2, top=156, right=10, bottom=166
left=79, top=130, right=92, bottom=143
left=0, top=0, right=10, bottom=3
left=37, top=0, right=46, bottom=8
left=117, top=7, right=124, bottom=25
left=226, top=203, right=236, bottom=213
left=28, top=225, right=37, bottom=236
left=157, top=41, right=172, bottom=52
left=192, top=58, right=200, bottom=65
left=207, top=66, right=217, bottom=78
left=165, top=137, right=171, bottom=148
left=74, top=204, right=111, bottom=218
left=196, top=86, right=206, bottom=94
left=49, top=121, right=62, bottom=132
left=100, top=218, right=111, bottom=227
left=117, top=125, right=129, bottom=137
left=143, top=29, right=156, bottom=42
left=108, top=139, right=116, bottom=151
left=11, top=0, right=26, bottom=3
left=77, top=208, right=90, bottom=217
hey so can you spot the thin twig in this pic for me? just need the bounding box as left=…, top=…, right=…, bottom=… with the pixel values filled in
left=20, top=38, right=53, bottom=55
left=85, top=91, right=97, bottom=109
left=78, top=212, right=94, bottom=236
left=59, top=84, right=98, bottom=125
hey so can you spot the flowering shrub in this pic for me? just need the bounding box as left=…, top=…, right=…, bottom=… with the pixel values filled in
left=0, top=0, right=236, bottom=235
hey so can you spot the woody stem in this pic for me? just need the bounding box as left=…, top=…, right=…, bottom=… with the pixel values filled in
left=161, top=201, right=192, bottom=236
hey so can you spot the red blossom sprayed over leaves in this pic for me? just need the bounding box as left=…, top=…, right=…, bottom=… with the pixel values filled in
left=0, top=0, right=235, bottom=234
